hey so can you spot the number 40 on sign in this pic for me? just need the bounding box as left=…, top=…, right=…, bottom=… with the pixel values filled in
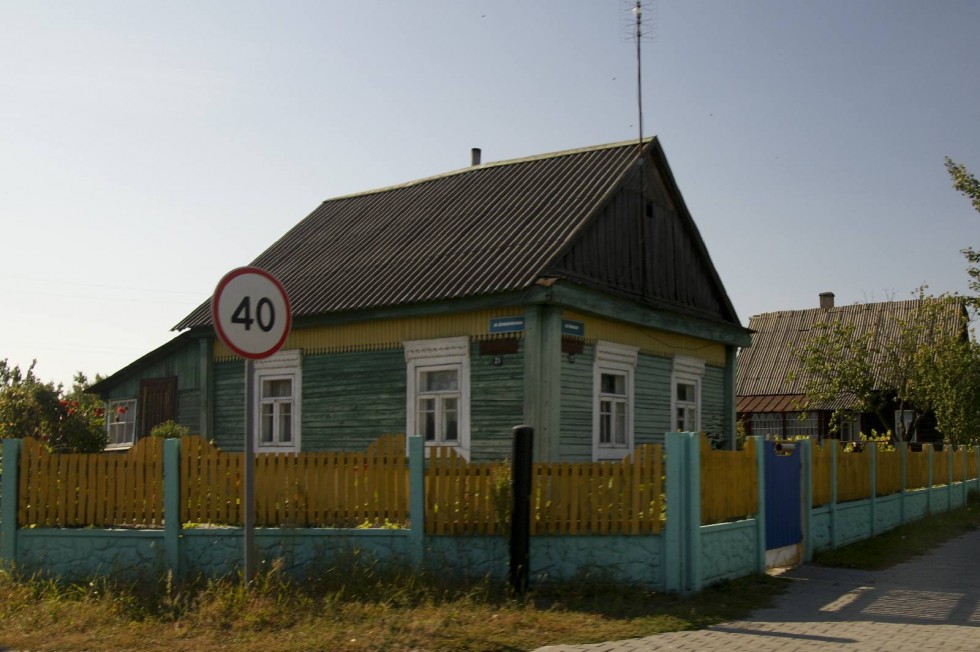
left=211, top=267, right=292, bottom=360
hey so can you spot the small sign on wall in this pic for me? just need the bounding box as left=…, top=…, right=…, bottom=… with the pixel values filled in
left=562, top=319, right=585, bottom=337
left=489, top=316, right=525, bottom=334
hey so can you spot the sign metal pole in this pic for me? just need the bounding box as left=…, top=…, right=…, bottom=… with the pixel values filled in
left=244, top=358, right=256, bottom=584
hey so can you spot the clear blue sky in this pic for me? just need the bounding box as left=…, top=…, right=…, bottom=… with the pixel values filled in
left=2, top=1, right=979, bottom=387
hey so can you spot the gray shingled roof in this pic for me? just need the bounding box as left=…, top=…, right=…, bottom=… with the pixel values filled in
left=175, top=139, right=729, bottom=331
left=177, top=141, right=643, bottom=329
left=736, top=298, right=967, bottom=410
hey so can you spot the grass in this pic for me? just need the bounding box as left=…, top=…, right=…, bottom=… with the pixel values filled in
left=0, top=557, right=787, bottom=652
left=814, top=491, right=980, bottom=571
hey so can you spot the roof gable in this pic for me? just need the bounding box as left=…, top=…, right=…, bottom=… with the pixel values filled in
left=176, top=139, right=740, bottom=331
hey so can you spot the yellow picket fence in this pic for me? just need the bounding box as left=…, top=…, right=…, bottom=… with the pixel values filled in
left=876, top=449, right=902, bottom=497
left=811, top=443, right=833, bottom=507
left=700, top=437, right=758, bottom=525
left=17, top=436, right=164, bottom=527
left=181, top=434, right=409, bottom=527
left=906, top=448, right=931, bottom=490
left=424, top=444, right=664, bottom=536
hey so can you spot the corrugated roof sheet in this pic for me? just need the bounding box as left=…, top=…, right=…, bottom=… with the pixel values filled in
left=735, top=298, right=967, bottom=408
left=175, top=140, right=649, bottom=331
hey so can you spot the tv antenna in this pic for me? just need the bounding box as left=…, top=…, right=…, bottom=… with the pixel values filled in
left=626, top=0, right=657, bottom=155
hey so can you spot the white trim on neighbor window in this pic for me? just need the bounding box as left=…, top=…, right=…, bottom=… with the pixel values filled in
left=671, top=355, right=705, bottom=433
left=592, top=341, right=639, bottom=461
left=405, top=336, right=471, bottom=459
left=106, top=398, right=137, bottom=450
left=253, top=349, right=302, bottom=453
left=895, top=409, right=915, bottom=441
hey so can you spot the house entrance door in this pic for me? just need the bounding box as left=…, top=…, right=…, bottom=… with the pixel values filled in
left=139, top=377, right=177, bottom=438
left=764, top=440, right=802, bottom=567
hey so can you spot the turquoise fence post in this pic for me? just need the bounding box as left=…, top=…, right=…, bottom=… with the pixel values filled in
left=927, top=446, right=934, bottom=514
left=800, top=438, right=813, bottom=562
left=664, top=432, right=686, bottom=594
left=408, top=435, right=425, bottom=568
left=752, top=436, right=766, bottom=574
left=163, top=438, right=181, bottom=578
left=869, top=443, right=877, bottom=538
left=899, top=443, right=907, bottom=525
left=686, top=433, right=702, bottom=594
left=0, top=438, right=22, bottom=565
left=830, top=444, right=838, bottom=548
left=947, top=445, right=954, bottom=512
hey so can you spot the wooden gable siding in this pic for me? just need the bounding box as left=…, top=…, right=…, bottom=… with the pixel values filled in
left=551, top=165, right=728, bottom=323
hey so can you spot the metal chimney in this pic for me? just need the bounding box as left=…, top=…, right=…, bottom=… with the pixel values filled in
left=819, top=292, right=835, bottom=309
left=471, top=148, right=481, bottom=166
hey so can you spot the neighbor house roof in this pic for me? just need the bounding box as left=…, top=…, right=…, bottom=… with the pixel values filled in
left=175, top=138, right=741, bottom=331
left=736, top=297, right=967, bottom=413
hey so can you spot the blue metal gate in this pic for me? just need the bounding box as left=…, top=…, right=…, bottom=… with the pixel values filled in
left=764, top=441, right=802, bottom=550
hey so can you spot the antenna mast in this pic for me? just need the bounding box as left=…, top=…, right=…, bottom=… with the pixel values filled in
left=633, top=0, right=644, bottom=154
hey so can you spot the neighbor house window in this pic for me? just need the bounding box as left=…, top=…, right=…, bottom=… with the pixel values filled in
left=253, top=350, right=301, bottom=453
left=895, top=409, right=915, bottom=441
left=785, top=411, right=819, bottom=438
left=405, top=336, right=470, bottom=457
left=107, top=398, right=137, bottom=449
left=592, top=341, right=638, bottom=460
left=671, top=355, right=705, bottom=433
left=839, top=415, right=861, bottom=442
left=751, top=413, right=783, bottom=439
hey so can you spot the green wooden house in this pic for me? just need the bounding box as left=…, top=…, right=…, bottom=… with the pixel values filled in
left=88, top=139, right=751, bottom=461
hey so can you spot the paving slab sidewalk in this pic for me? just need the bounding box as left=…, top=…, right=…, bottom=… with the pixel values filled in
left=536, top=528, right=980, bottom=651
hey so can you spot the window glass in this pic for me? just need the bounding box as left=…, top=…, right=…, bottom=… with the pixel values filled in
left=422, top=369, right=458, bottom=392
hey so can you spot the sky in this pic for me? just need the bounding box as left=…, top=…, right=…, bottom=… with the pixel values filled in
left=2, top=1, right=979, bottom=387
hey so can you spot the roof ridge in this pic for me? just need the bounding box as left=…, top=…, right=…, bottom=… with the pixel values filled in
left=748, top=297, right=934, bottom=320
left=326, top=138, right=654, bottom=202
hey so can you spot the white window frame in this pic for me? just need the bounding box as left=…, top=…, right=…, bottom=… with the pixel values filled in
left=592, top=341, right=639, bottom=461
left=253, top=349, right=302, bottom=453
left=106, top=398, right=137, bottom=450
left=405, top=336, right=471, bottom=459
left=671, top=355, right=705, bottom=433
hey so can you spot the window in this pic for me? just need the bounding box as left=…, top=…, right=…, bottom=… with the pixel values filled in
left=593, top=341, right=638, bottom=460
left=253, top=350, right=301, bottom=452
left=839, top=415, right=860, bottom=442
left=895, top=409, right=915, bottom=441
left=671, top=355, right=705, bottom=433
left=405, top=336, right=470, bottom=457
left=107, top=398, right=137, bottom=449
left=751, top=413, right=782, bottom=439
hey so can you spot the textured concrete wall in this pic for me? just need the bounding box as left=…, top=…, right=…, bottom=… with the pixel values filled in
left=700, top=521, right=759, bottom=585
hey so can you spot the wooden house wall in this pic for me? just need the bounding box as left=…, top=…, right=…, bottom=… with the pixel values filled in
left=210, top=342, right=525, bottom=461
left=103, top=341, right=202, bottom=436
left=557, top=342, right=729, bottom=460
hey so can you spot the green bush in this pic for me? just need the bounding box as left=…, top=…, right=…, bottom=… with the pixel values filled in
left=150, top=420, right=191, bottom=439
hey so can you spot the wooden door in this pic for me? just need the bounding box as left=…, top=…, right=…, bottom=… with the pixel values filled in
left=140, top=377, right=177, bottom=437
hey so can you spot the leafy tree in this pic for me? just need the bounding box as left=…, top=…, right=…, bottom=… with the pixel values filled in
left=0, top=360, right=106, bottom=453
left=946, top=157, right=980, bottom=314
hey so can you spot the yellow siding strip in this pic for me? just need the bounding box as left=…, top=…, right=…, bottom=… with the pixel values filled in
left=214, top=309, right=526, bottom=360
left=562, top=311, right=727, bottom=366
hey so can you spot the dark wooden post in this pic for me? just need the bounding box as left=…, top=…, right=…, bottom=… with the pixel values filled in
left=510, top=425, right=534, bottom=598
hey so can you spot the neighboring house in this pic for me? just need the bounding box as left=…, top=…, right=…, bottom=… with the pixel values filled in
left=88, top=139, right=751, bottom=461
left=736, top=292, right=967, bottom=443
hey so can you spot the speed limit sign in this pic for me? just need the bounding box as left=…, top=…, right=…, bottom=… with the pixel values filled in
left=211, top=267, right=292, bottom=359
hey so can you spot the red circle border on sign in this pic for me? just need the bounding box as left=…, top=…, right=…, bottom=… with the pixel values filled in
left=211, top=267, right=292, bottom=360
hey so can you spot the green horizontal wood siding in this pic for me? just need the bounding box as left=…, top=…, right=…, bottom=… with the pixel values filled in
left=470, top=343, right=525, bottom=461
left=212, top=360, right=244, bottom=450
left=559, top=343, right=593, bottom=461
left=635, top=354, right=672, bottom=446
left=302, top=349, right=405, bottom=452
left=701, top=365, right=727, bottom=445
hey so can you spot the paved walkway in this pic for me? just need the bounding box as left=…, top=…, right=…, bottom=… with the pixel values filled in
left=536, top=528, right=980, bottom=651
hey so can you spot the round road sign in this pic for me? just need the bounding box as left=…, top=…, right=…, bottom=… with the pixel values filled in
left=211, top=267, right=292, bottom=359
